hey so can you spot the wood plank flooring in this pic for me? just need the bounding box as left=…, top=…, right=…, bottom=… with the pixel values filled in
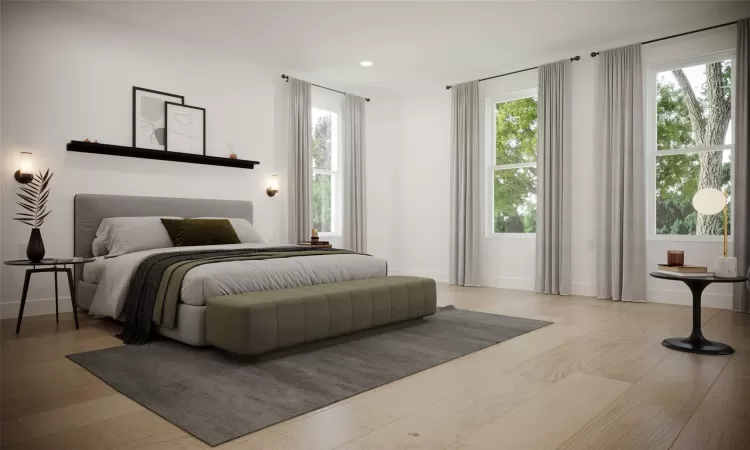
left=1, top=284, right=748, bottom=449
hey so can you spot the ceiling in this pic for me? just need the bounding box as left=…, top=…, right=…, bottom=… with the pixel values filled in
left=62, top=1, right=750, bottom=91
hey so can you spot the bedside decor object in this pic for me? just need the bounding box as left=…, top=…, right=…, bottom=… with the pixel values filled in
left=165, top=102, right=205, bottom=155
left=692, top=188, right=736, bottom=277
left=4, top=258, right=94, bottom=334
left=651, top=271, right=747, bottom=355
left=13, top=152, right=34, bottom=184
left=666, top=250, right=684, bottom=266
left=311, top=228, right=319, bottom=244
left=133, top=87, right=184, bottom=150
left=14, top=169, right=53, bottom=262
left=266, top=175, right=279, bottom=197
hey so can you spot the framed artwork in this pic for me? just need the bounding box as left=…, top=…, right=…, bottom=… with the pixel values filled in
left=165, top=102, right=206, bottom=155
left=132, top=87, right=184, bottom=150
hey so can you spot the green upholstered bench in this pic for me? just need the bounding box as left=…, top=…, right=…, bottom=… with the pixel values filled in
left=205, top=276, right=437, bottom=356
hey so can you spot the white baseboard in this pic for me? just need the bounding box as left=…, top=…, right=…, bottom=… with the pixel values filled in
left=388, top=267, right=450, bottom=283
left=647, top=288, right=733, bottom=310
left=389, top=268, right=735, bottom=310
left=571, top=282, right=597, bottom=297
left=0, top=296, right=73, bottom=320
left=483, top=276, right=535, bottom=291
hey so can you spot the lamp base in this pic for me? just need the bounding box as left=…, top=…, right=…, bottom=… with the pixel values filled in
left=714, top=256, right=737, bottom=278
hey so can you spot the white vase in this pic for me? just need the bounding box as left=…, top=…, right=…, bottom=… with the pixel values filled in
left=714, top=256, right=737, bottom=278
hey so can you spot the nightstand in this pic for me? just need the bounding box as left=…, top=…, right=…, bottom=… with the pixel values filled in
left=3, top=257, right=95, bottom=334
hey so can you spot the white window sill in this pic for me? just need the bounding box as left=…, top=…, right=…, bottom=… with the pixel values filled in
left=318, top=233, right=341, bottom=238
left=647, top=235, right=734, bottom=243
left=486, top=233, right=536, bottom=239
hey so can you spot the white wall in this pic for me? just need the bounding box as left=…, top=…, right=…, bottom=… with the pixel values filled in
left=392, top=25, right=741, bottom=309
left=0, top=2, right=397, bottom=317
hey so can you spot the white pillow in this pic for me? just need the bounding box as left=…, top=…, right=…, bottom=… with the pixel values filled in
left=192, top=217, right=265, bottom=244
left=92, top=236, right=108, bottom=257
left=95, top=216, right=181, bottom=257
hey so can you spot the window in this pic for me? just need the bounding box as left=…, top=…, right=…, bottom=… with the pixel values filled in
left=649, top=54, right=734, bottom=237
left=311, top=107, right=340, bottom=234
left=487, top=89, right=538, bottom=234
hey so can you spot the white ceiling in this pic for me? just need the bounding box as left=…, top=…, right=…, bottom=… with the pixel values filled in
left=62, top=1, right=750, bottom=91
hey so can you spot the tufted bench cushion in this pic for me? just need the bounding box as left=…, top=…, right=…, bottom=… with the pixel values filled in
left=205, top=276, right=437, bottom=356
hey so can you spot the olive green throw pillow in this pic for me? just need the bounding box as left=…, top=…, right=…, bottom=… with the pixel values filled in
left=160, top=219, right=241, bottom=247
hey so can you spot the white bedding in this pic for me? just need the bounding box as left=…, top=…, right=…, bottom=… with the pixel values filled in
left=85, top=243, right=387, bottom=318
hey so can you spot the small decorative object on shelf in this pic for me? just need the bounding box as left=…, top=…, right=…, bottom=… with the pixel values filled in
left=692, top=188, right=736, bottom=277
left=83, top=138, right=91, bottom=143
left=667, top=251, right=684, bottom=266
left=311, top=228, right=319, bottom=244
left=13, top=169, right=53, bottom=262
left=229, top=145, right=238, bottom=160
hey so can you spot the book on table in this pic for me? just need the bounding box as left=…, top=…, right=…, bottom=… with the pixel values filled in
left=657, top=264, right=712, bottom=277
left=657, top=270, right=714, bottom=277
left=657, top=264, right=708, bottom=273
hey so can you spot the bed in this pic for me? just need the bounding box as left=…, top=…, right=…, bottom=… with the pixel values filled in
left=74, top=194, right=387, bottom=346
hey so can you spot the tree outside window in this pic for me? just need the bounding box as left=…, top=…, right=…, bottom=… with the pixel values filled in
left=655, top=58, right=733, bottom=236
left=491, top=94, right=538, bottom=233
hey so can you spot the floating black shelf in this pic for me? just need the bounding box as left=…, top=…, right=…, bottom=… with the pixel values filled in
left=66, top=141, right=258, bottom=169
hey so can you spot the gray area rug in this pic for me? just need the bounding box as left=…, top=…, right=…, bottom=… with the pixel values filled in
left=68, top=306, right=551, bottom=446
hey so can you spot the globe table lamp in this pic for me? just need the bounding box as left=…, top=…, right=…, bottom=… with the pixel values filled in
left=692, top=188, right=736, bottom=277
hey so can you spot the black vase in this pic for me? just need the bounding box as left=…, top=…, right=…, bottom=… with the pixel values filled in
left=27, top=228, right=45, bottom=262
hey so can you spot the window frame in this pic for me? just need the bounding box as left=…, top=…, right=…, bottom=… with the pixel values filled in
left=485, top=88, right=539, bottom=238
left=645, top=50, right=735, bottom=242
left=311, top=105, right=342, bottom=237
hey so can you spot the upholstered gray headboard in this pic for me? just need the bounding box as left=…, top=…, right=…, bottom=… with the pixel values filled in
left=74, top=194, right=254, bottom=260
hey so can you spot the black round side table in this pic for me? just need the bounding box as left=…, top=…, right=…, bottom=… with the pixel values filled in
left=4, top=258, right=95, bottom=334
left=650, top=271, right=748, bottom=355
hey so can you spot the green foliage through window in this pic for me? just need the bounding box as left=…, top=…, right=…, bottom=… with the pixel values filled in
left=312, top=109, right=335, bottom=233
left=493, top=96, right=537, bottom=233
left=655, top=60, right=732, bottom=235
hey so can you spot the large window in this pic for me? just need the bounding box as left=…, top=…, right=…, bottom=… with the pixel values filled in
left=311, top=107, right=340, bottom=234
left=650, top=54, right=734, bottom=237
left=488, top=90, right=538, bottom=234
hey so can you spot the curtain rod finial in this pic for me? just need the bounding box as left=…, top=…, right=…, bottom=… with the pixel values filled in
left=590, top=52, right=599, bottom=57
left=445, top=85, right=452, bottom=90
left=571, top=55, right=581, bottom=61
left=365, top=98, right=371, bottom=102
left=281, top=74, right=289, bottom=82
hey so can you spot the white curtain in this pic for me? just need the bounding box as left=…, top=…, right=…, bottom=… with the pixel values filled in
left=342, top=94, right=367, bottom=252
left=595, top=44, right=647, bottom=302
left=535, top=60, right=572, bottom=295
left=287, top=77, right=311, bottom=244
left=449, top=81, right=481, bottom=286
left=735, top=18, right=749, bottom=312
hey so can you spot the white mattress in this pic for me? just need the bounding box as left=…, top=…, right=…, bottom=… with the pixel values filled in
left=85, top=243, right=387, bottom=319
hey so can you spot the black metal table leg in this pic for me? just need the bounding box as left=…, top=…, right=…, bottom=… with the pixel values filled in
left=16, top=270, right=32, bottom=334
left=661, top=279, right=734, bottom=355
left=54, top=268, right=59, bottom=323
left=65, top=268, right=79, bottom=329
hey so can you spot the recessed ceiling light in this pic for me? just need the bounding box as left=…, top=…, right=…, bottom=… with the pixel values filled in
left=360, top=61, right=373, bottom=67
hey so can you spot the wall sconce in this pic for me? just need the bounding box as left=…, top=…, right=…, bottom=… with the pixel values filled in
left=14, top=152, right=34, bottom=184
left=266, top=175, right=279, bottom=197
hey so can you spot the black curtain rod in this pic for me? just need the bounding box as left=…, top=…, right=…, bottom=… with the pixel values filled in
left=281, top=74, right=371, bottom=102
left=590, top=20, right=737, bottom=57
left=445, top=56, right=580, bottom=90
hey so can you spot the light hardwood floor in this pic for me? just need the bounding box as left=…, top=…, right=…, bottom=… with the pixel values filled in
left=2, top=285, right=749, bottom=449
